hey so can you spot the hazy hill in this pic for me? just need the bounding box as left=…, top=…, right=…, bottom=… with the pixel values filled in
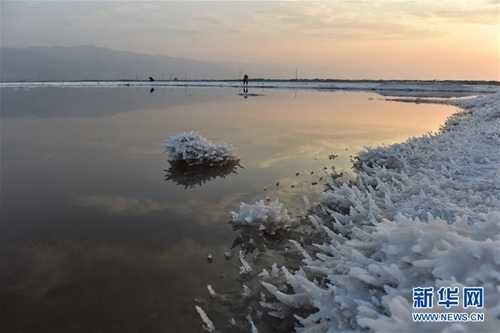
left=0, top=45, right=293, bottom=81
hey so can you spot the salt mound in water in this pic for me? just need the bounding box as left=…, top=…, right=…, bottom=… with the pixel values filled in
left=165, top=131, right=240, bottom=167
left=230, top=200, right=293, bottom=236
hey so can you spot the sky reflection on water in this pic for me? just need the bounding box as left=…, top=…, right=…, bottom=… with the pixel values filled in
left=0, top=87, right=456, bottom=332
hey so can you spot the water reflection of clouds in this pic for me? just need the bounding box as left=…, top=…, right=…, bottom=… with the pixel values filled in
left=250, top=121, right=432, bottom=171
left=0, top=238, right=240, bottom=332
left=72, top=187, right=312, bottom=233
left=73, top=193, right=247, bottom=227
left=78, top=140, right=160, bottom=157
left=170, top=196, right=248, bottom=226
left=75, top=195, right=167, bottom=215
left=250, top=133, right=353, bottom=169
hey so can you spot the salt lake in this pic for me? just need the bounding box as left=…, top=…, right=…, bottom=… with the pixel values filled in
left=0, top=86, right=456, bottom=332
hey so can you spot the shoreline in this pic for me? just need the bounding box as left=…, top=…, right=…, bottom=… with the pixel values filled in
left=258, top=92, right=500, bottom=332
left=201, top=92, right=500, bottom=332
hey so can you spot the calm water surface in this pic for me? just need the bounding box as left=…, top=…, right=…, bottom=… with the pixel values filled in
left=0, top=87, right=455, bottom=332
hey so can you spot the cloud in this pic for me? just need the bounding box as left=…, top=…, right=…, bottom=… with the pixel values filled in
left=246, top=1, right=443, bottom=41
left=432, top=7, right=500, bottom=25
left=247, top=0, right=498, bottom=42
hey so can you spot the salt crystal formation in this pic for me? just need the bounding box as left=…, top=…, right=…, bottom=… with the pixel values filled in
left=194, top=305, right=215, bottom=333
left=230, top=200, right=293, bottom=236
left=165, top=131, right=240, bottom=167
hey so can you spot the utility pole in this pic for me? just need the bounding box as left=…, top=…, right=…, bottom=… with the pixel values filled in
left=295, top=68, right=298, bottom=80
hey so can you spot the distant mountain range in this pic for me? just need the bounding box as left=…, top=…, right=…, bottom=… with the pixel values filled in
left=0, top=45, right=294, bottom=81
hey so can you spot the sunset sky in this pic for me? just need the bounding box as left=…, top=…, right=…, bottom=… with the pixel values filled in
left=1, top=0, right=499, bottom=80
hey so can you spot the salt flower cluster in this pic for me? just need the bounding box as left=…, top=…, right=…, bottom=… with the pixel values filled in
left=165, top=131, right=240, bottom=167
left=230, top=200, right=293, bottom=236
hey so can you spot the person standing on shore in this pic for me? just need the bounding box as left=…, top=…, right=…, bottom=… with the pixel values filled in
left=243, top=74, right=249, bottom=85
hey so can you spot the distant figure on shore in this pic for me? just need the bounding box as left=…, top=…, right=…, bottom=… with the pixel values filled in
left=149, top=76, right=155, bottom=82
left=243, top=74, right=249, bottom=85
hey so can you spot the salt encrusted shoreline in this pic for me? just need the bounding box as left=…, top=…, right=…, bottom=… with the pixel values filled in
left=197, top=92, right=499, bottom=332
left=259, top=93, right=500, bottom=332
